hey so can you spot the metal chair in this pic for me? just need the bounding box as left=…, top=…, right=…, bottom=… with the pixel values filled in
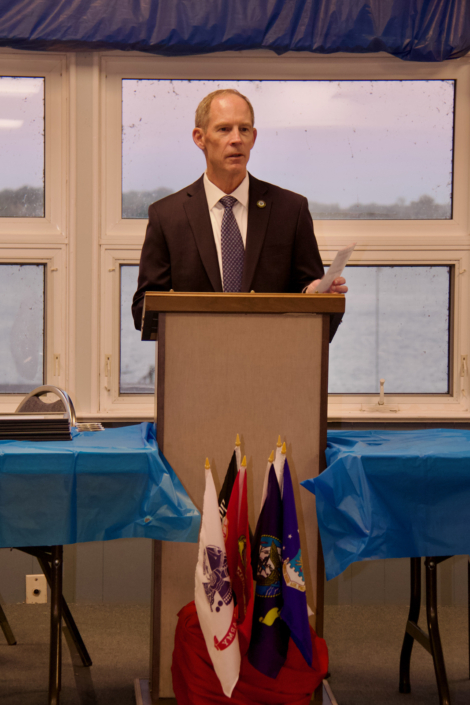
left=16, top=384, right=77, bottom=425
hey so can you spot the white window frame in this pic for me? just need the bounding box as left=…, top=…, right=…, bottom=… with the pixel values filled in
left=0, top=51, right=71, bottom=412
left=0, top=246, right=68, bottom=411
left=100, top=51, right=470, bottom=421
left=325, top=247, right=470, bottom=420
left=100, top=246, right=155, bottom=416
left=0, top=52, right=69, bottom=243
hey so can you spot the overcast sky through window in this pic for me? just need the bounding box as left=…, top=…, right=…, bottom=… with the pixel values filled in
left=122, top=79, right=454, bottom=218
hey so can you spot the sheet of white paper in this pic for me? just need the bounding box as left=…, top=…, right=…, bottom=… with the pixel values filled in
left=314, top=243, right=356, bottom=293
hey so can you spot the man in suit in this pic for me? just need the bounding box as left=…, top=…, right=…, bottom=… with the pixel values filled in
left=132, top=89, right=347, bottom=337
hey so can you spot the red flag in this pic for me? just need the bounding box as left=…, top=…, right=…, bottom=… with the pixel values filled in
left=172, top=601, right=328, bottom=705
left=224, top=464, right=253, bottom=655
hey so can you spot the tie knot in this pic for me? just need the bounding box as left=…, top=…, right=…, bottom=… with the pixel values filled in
left=220, top=195, right=237, bottom=210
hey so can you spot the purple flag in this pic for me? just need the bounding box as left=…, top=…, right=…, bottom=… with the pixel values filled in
left=248, top=465, right=290, bottom=678
left=281, top=458, right=312, bottom=666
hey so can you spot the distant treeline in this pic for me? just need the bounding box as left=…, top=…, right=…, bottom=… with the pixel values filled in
left=308, top=195, right=451, bottom=220
left=0, top=186, right=451, bottom=221
left=122, top=188, right=173, bottom=218
left=123, top=189, right=450, bottom=221
left=0, top=186, right=43, bottom=217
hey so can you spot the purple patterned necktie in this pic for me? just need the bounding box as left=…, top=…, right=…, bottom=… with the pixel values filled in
left=220, top=195, right=244, bottom=292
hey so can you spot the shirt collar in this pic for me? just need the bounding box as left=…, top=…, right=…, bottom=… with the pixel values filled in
left=203, top=172, right=250, bottom=211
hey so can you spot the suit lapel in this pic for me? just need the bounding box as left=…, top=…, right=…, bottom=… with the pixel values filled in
left=241, top=175, right=270, bottom=292
left=183, top=176, right=223, bottom=292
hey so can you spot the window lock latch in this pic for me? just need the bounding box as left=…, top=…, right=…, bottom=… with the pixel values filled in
left=460, top=355, right=468, bottom=378
left=104, top=354, right=112, bottom=391
left=360, top=378, right=399, bottom=413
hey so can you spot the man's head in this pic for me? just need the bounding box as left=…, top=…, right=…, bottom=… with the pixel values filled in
left=193, top=90, right=257, bottom=193
left=195, top=89, right=255, bottom=132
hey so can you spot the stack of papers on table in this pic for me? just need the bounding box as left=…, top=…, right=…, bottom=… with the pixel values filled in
left=0, top=413, right=72, bottom=441
left=76, top=422, right=104, bottom=432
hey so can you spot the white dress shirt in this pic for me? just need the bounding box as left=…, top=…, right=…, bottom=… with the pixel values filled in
left=203, top=172, right=249, bottom=288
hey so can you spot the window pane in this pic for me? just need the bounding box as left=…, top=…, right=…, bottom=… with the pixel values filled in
left=0, top=264, right=44, bottom=393
left=0, top=77, right=44, bottom=217
left=120, top=265, right=155, bottom=394
left=122, top=80, right=453, bottom=220
left=328, top=266, right=450, bottom=394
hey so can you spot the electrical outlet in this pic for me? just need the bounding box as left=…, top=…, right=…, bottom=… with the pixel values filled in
left=26, top=574, right=47, bottom=604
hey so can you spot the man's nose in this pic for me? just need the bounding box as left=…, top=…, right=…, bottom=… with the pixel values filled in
left=229, top=128, right=242, bottom=143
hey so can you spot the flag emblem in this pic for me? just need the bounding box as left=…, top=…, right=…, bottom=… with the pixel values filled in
left=282, top=548, right=306, bottom=592
left=203, top=545, right=233, bottom=612
left=238, top=534, right=247, bottom=565
left=256, top=535, right=282, bottom=598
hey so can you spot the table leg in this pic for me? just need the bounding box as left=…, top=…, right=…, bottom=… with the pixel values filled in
left=149, top=539, right=162, bottom=704
left=425, top=558, right=451, bottom=705
left=48, top=545, right=63, bottom=705
left=0, top=603, right=16, bottom=645
left=37, top=552, right=92, bottom=667
left=399, top=557, right=421, bottom=694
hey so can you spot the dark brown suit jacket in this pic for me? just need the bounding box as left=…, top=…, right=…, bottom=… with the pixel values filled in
left=132, top=174, right=342, bottom=339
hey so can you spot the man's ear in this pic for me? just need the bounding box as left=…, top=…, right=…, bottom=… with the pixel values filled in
left=251, top=127, right=257, bottom=149
left=193, top=127, right=205, bottom=151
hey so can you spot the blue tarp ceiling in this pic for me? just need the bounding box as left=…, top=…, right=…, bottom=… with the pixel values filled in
left=0, top=0, right=468, bottom=61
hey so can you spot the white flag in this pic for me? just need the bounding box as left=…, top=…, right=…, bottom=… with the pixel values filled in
left=195, top=462, right=241, bottom=698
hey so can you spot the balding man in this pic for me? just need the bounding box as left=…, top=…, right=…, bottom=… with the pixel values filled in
left=132, top=89, right=346, bottom=338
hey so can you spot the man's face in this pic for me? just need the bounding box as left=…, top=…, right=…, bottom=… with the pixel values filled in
left=192, top=94, right=257, bottom=188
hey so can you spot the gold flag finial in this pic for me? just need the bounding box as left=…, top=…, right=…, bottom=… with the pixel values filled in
left=205, top=457, right=210, bottom=469
left=277, top=435, right=282, bottom=447
left=268, top=450, right=275, bottom=463
left=235, top=433, right=241, bottom=447
left=241, top=455, right=247, bottom=467
left=281, top=442, right=287, bottom=454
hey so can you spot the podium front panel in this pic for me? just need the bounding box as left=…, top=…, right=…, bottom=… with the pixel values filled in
left=156, top=311, right=328, bottom=697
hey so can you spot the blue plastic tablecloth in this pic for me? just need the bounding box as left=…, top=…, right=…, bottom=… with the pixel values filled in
left=0, top=422, right=200, bottom=547
left=301, top=430, right=470, bottom=581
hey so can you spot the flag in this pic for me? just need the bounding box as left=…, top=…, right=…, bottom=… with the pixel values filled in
left=220, top=437, right=254, bottom=545
left=273, top=439, right=285, bottom=497
left=259, top=450, right=274, bottom=513
left=281, top=458, right=312, bottom=667
left=224, top=459, right=254, bottom=655
left=259, top=436, right=284, bottom=512
left=248, top=465, right=290, bottom=678
left=218, top=435, right=242, bottom=523
left=195, top=459, right=240, bottom=697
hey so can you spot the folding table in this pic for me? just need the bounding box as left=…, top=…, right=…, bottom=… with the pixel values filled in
left=302, top=429, right=470, bottom=705
left=0, top=423, right=200, bottom=705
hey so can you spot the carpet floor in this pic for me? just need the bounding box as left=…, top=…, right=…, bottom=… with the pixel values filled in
left=326, top=605, right=469, bottom=705
left=0, top=603, right=468, bottom=704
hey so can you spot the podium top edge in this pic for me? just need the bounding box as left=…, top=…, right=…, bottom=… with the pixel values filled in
left=142, top=291, right=345, bottom=314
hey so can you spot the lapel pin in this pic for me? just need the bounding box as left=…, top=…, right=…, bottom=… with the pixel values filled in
left=256, top=200, right=266, bottom=209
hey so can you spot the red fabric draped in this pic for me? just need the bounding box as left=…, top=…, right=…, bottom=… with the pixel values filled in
left=172, top=602, right=328, bottom=705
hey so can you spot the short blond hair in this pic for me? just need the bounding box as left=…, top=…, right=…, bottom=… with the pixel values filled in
left=195, top=89, right=255, bottom=131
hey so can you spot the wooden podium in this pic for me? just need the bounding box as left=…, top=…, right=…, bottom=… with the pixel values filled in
left=141, top=292, right=345, bottom=702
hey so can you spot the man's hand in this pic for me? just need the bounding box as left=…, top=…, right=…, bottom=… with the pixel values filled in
left=305, top=277, right=348, bottom=294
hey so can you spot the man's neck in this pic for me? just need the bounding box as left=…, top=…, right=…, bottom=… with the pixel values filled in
left=205, top=170, right=246, bottom=195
